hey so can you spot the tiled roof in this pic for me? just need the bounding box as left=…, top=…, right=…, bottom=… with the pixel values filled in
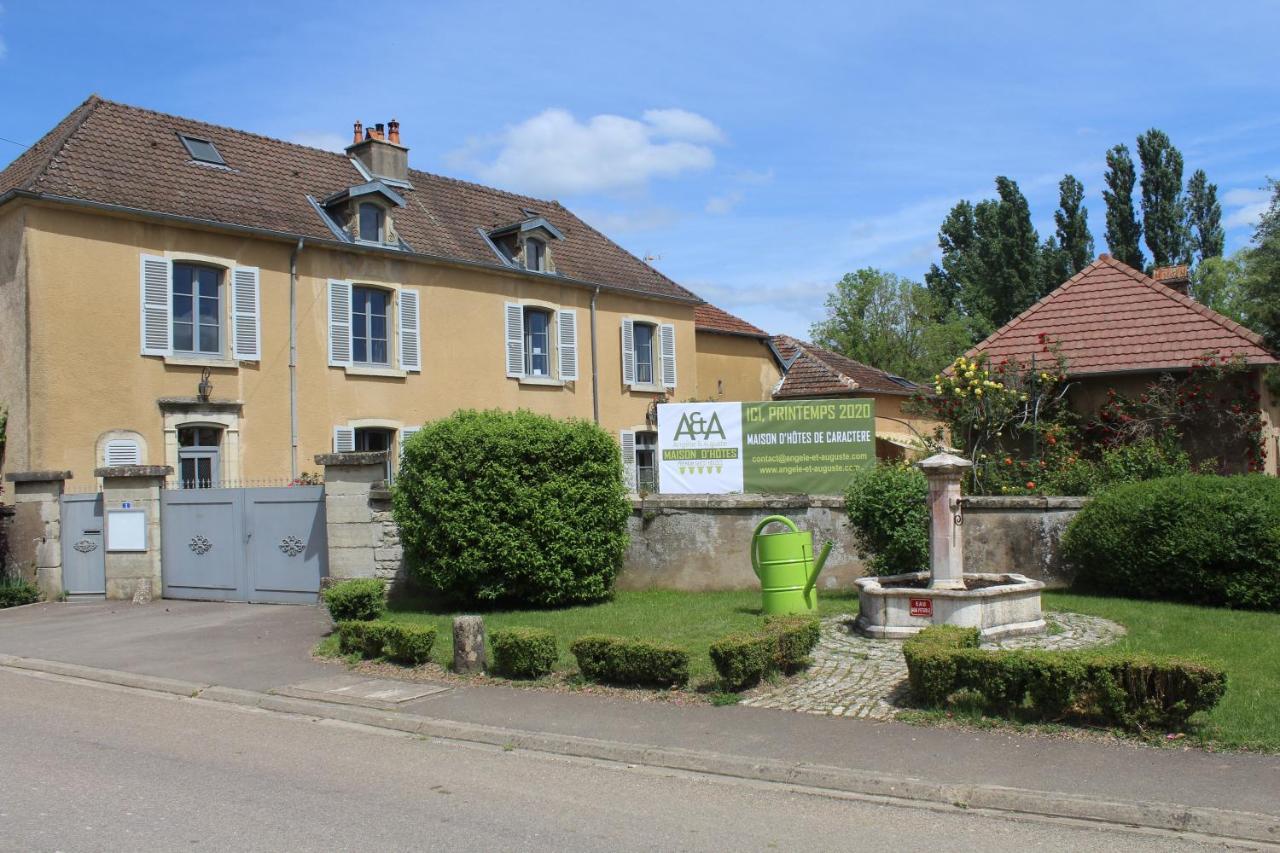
left=0, top=96, right=700, bottom=303
left=771, top=335, right=922, bottom=398
left=967, top=255, right=1278, bottom=376
left=693, top=302, right=768, bottom=337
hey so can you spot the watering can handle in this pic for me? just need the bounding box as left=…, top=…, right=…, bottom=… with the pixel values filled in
left=751, top=515, right=800, bottom=580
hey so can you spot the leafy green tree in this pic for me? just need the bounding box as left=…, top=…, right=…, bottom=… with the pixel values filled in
left=924, top=200, right=977, bottom=319
left=810, top=268, right=971, bottom=382
left=1186, top=168, right=1225, bottom=263
left=1054, top=174, right=1095, bottom=275
left=1136, top=129, right=1187, bottom=266
left=926, top=178, right=1045, bottom=336
left=1241, top=179, right=1280, bottom=353
left=1103, top=144, right=1144, bottom=269
left=973, top=177, right=1043, bottom=329
left=1192, top=253, right=1251, bottom=325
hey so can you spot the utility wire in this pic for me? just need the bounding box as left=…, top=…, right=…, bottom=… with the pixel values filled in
left=0, top=135, right=32, bottom=150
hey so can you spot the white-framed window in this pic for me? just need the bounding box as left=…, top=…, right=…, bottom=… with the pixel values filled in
left=504, top=303, right=577, bottom=381
left=328, top=280, right=420, bottom=372
left=635, top=431, right=658, bottom=493
left=352, top=285, right=390, bottom=365
left=140, top=255, right=260, bottom=361
left=172, top=262, right=223, bottom=355
left=177, top=425, right=222, bottom=489
left=621, top=318, right=676, bottom=390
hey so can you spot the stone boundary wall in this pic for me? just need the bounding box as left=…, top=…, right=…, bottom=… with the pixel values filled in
left=960, top=495, right=1088, bottom=589
left=309, top=454, right=1090, bottom=593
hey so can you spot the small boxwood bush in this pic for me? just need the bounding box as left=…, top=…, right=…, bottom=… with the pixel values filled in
left=385, top=624, right=437, bottom=666
left=844, top=462, right=928, bottom=575
left=765, top=615, right=821, bottom=672
left=337, top=620, right=436, bottom=665
left=710, top=616, right=823, bottom=690
left=1061, top=474, right=1280, bottom=610
left=0, top=577, right=40, bottom=608
left=491, top=627, right=558, bottom=679
left=570, top=635, right=690, bottom=688
left=709, top=632, right=773, bottom=690
left=394, top=410, right=630, bottom=608
left=322, top=578, right=386, bottom=622
left=903, top=626, right=1226, bottom=730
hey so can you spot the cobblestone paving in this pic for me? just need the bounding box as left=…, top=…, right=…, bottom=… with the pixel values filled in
left=740, top=612, right=1126, bottom=720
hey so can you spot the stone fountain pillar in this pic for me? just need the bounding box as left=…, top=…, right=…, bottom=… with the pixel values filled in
left=918, top=452, right=972, bottom=591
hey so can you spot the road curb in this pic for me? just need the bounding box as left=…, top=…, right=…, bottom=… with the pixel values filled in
left=4, top=655, right=1278, bottom=845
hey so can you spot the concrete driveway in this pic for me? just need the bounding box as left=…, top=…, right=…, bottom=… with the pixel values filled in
left=0, top=600, right=335, bottom=690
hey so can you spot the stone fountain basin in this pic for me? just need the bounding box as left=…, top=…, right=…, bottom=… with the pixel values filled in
left=853, top=571, right=1046, bottom=641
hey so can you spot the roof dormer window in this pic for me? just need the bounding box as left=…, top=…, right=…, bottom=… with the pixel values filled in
left=525, top=237, right=546, bottom=272
left=178, top=134, right=225, bottom=166
left=359, top=202, right=386, bottom=244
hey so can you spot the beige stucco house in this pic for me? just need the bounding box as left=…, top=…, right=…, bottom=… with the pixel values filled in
left=0, top=97, right=777, bottom=489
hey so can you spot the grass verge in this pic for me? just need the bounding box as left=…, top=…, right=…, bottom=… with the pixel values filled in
left=316, top=588, right=858, bottom=685
left=1044, top=591, right=1280, bottom=752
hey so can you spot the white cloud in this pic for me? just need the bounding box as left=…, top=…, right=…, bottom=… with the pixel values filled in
left=640, top=108, right=726, bottom=144
left=1223, top=187, right=1271, bottom=230
left=291, top=131, right=348, bottom=153
left=705, top=191, right=744, bottom=215
left=453, top=107, right=724, bottom=197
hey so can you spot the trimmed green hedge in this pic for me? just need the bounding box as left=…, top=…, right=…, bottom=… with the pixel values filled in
left=570, top=635, right=690, bottom=688
left=394, top=410, right=630, bottom=608
left=1062, top=474, right=1280, bottom=610
left=709, top=632, right=772, bottom=690
left=491, top=627, right=558, bottom=679
left=903, top=626, right=1226, bottom=730
left=322, top=579, right=386, bottom=623
left=710, top=616, right=822, bottom=690
left=336, top=620, right=436, bottom=666
left=0, top=578, right=40, bottom=609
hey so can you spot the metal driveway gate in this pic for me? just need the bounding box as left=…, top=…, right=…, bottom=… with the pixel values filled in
left=61, top=493, right=106, bottom=600
left=160, top=486, right=327, bottom=604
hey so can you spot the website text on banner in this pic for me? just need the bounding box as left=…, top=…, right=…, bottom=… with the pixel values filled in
left=656, top=400, right=875, bottom=495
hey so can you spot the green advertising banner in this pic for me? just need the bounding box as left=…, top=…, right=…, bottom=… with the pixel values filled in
left=657, top=399, right=875, bottom=495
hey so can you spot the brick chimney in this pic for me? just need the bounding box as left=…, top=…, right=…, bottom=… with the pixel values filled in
left=346, top=119, right=408, bottom=184
left=1152, top=264, right=1190, bottom=295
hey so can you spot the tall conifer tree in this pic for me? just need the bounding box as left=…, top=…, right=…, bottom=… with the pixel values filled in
left=1103, top=144, right=1144, bottom=269
left=1136, top=129, right=1187, bottom=266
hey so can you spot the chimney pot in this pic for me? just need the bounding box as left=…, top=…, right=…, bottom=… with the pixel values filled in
left=1152, top=264, right=1191, bottom=295
left=388, top=119, right=400, bottom=145
left=352, top=120, right=363, bottom=145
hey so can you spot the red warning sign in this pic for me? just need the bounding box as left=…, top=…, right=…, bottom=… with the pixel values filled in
left=909, top=598, right=933, bottom=617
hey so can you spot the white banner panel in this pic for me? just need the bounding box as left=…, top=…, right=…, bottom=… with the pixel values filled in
left=657, top=402, right=744, bottom=494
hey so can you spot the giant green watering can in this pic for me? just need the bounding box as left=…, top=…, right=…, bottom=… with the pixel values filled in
left=750, top=515, right=833, bottom=616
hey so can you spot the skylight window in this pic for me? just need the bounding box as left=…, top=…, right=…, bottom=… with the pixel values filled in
left=178, top=134, right=226, bottom=166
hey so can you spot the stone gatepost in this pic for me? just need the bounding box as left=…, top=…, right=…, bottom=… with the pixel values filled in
left=95, top=465, right=171, bottom=601
left=3, top=470, right=72, bottom=598
left=315, top=452, right=388, bottom=583
left=918, top=453, right=972, bottom=591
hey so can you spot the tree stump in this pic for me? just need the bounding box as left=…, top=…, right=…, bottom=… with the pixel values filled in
left=453, top=615, right=486, bottom=674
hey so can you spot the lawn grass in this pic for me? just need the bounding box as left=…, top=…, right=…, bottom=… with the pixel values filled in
left=1045, top=591, right=1280, bottom=752
left=316, top=588, right=859, bottom=684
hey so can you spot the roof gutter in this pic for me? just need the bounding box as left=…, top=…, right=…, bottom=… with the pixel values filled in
left=0, top=190, right=703, bottom=306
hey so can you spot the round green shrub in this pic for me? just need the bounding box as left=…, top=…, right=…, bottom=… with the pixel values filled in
left=1062, top=474, right=1280, bottom=610
left=322, top=578, right=386, bottom=622
left=394, top=410, right=630, bottom=608
left=844, top=462, right=928, bottom=575
left=490, top=627, right=558, bottom=679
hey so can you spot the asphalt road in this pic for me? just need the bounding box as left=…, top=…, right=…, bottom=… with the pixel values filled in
left=0, top=669, right=1232, bottom=852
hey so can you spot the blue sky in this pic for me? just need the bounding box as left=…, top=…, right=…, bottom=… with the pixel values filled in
left=2, top=1, right=1277, bottom=336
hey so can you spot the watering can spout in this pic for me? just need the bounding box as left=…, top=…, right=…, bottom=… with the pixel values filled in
left=804, top=540, right=833, bottom=597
